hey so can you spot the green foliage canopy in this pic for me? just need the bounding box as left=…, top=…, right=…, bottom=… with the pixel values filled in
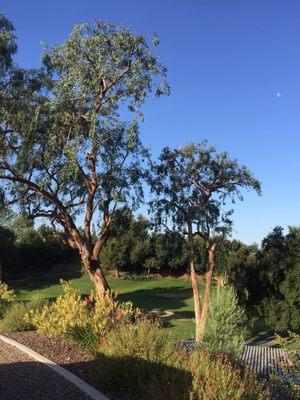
left=149, top=141, right=261, bottom=240
left=0, top=16, right=169, bottom=290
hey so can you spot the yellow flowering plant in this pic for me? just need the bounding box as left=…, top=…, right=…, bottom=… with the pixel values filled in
left=25, top=280, right=140, bottom=348
left=0, top=281, right=15, bottom=303
left=0, top=281, right=16, bottom=319
left=26, top=281, right=89, bottom=335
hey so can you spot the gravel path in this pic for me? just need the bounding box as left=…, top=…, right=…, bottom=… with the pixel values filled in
left=0, top=340, right=92, bottom=400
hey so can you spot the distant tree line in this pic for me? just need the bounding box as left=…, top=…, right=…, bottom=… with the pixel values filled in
left=226, top=226, right=300, bottom=334
left=0, top=215, right=76, bottom=279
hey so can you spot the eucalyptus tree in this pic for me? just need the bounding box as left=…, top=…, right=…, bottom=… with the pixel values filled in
left=0, top=17, right=169, bottom=292
left=0, top=13, right=16, bottom=78
left=149, top=142, right=261, bottom=341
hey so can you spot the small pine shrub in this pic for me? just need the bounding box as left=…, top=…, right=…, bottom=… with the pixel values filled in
left=201, top=285, right=246, bottom=358
left=0, top=298, right=46, bottom=332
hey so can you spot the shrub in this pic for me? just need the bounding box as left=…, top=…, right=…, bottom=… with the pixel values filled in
left=0, top=282, right=15, bottom=302
left=26, top=280, right=139, bottom=351
left=0, top=298, right=46, bottom=332
left=0, top=281, right=15, bottom=318
left=271, top=332, right=300, bottom=399
left=26, top=281, right=91, bottom=335
left=66, top=325, right=99, bottom=353
left=93, top=319, right=191, bottom=400
left=201, top=285, right=246, bottom=358
left=92, top=319, right=268, bottom=400
left=190, top=351, right=268, bottom=400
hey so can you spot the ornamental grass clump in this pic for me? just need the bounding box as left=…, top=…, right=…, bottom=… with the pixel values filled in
left=0, top=298, right=46, bottom=332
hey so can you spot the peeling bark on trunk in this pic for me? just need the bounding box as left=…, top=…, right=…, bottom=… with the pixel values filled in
left=187, top=221, right=202, bottom=343
left=90, top=263, right=110, bottom=293
left=73, top=219, right=112, bottom=294
left=198, top=242, right=217, bottom=338
left=81, top=247, right=110, bottom=293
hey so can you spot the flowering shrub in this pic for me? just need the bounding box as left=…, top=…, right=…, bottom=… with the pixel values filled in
left=93, top=319, right=191, bottom=400
left=25, top=281, right=89, bottom=335
left=26, top=280, right=139, bottom=350
left=270, top=331, right=300, bottom=398
left=190, top=351, right=268, bottom=400
left=91, top=291, right=138, bottom=338
left=92, top=319, right=269, bottom=400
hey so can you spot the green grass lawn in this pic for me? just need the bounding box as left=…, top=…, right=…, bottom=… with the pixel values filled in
left=9, top=272, right=200, bottom=339
left=9, top=270, right=291, bottom=346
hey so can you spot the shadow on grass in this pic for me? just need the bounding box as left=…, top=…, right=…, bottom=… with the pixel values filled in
left=117, top=287, right=195, bottom=336
left=7, top=270, right=83, bottom=297
left=245, top=318, right=275, bottom=347
left=118, top=286, right=192, bottom=314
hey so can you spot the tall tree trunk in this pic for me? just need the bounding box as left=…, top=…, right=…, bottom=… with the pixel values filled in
left=81, top=247, right=110, bottom=293
left=187, top=221, right=202, bottom=342
left=198, top=242, right=218, bottom=337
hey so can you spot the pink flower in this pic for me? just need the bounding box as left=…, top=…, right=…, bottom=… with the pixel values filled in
left=83, top=297, right=92, bottom=304
left=117, top=309, right=123, bottom=320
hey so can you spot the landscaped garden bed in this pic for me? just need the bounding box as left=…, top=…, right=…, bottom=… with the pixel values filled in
left=0, top=280, right=272, bottom=400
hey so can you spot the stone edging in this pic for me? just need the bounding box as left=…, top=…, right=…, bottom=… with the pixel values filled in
left=0, top=334, right=109, bottom=400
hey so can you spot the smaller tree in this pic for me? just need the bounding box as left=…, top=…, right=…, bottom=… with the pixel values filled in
left=149, top=141, right=261, bottom=341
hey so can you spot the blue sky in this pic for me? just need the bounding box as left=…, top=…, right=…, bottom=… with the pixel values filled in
left=2, top=0, right=300, bottom=244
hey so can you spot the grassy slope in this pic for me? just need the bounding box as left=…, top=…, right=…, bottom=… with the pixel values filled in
left=9, top=272, right=200, bottom=339
left=9, top=270, right=293, bottom=346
